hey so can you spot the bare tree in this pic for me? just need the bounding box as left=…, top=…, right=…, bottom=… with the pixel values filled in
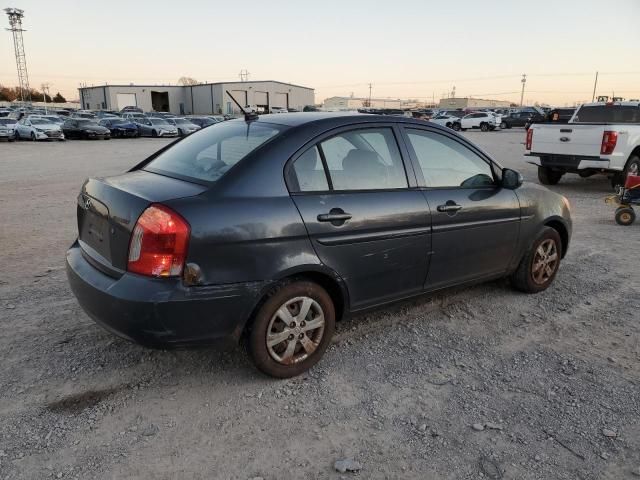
left=178, top=77, right=199, bottom=86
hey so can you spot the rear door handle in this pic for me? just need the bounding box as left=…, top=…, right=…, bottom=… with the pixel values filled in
left=317, top=212, right=352, bottom=222
left=437, top=203, right=462, bottom=213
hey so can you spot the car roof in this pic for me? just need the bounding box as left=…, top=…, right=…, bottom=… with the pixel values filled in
left=229, top=111, right=439, bottom=129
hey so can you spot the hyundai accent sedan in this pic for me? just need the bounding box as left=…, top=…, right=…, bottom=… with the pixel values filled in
left=66, top=113, right=572, bottom=378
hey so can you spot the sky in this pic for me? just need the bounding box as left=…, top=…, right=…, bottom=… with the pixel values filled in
left=1, top=0, right=639, bottom=106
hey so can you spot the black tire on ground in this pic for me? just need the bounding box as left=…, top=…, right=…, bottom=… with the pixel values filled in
left=246, top=280, right=335, bottom=378
left=510, top=226, right=562, bottom=293
left=500, top=122, right=507, bottom=129
left=615, top=207, right=636, bottom=226
left=538, top=166, right=563, bottom=185
left=152, top=130, right=158, bottom=137
left=452, top=123, right=461, bottom=131
left=31, top=132, right=36, bottom=141
left=480, top=123, right=489, bottom=132
left=445, top=122, right=452, bottom=128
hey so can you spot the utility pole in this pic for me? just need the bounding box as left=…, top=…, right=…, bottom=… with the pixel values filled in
left=239, top=69, right=250, bottom=82
left=5, top=8, right=31, bottom=103
left=520, top=74, right=527, bottom=107
left=368, top=83, right=372, bottom=107
left=591, top=71, right=598, bottom=102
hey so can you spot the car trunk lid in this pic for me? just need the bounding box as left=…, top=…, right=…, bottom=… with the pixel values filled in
left=77, top=170, right=206, bottom=274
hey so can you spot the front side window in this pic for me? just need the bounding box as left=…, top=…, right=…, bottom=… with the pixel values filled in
left=319, top=128, right=407, bottom=191
left=406, top=129, right=495, bottom=188
left=145, top=121, right=284, bottom=183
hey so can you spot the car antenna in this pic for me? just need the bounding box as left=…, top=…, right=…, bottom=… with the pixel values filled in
left=226, top=90, right=258, bottom=122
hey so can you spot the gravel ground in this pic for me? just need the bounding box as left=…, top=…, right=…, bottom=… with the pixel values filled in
left=0, top=130, right=638, bottom=480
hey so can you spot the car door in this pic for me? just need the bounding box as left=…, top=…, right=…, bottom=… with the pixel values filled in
left=401, top=126, right=520, bottom=291
left=287, top=125, right=432, bottom=309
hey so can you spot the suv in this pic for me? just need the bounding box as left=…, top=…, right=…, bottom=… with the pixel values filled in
left=454, top=112, right=499, bottom=132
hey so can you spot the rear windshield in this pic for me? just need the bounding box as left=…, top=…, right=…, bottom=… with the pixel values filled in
left=144, top=121, right=285, bottom=183
left=573, top=105, right=640, bottom=123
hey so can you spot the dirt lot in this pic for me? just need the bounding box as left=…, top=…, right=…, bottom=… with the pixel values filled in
left=0, top=130, right=638, bottom=480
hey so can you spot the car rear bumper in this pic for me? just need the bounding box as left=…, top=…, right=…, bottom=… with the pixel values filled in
left=66, top=241, right=265, bottom=347
left=524, top=153, right=614, bottom=171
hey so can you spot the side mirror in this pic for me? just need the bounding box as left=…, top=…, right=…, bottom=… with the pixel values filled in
left=502, top=168, right=523, bottom=189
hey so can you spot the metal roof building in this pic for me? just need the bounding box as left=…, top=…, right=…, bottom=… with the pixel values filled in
left=78, top=80, right=315, bottom=115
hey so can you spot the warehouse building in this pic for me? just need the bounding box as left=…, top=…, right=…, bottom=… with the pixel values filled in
left=78, top=80, right=315, bottom=115
left=323, top=96, right=402, bottom=110
left=438, top=97, right=512, bottom=109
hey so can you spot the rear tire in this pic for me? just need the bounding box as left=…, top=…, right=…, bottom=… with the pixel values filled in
left=510, top=226, right=562, bottom=293
left=625, top=155, right=640, bottom=179
left=246, top=280, right=335, bottom=378
left=538, top=166, right=563, bottom=185
left=500, top=122, right=507, bottom=129
left=615, top=207, right=635, bottom=226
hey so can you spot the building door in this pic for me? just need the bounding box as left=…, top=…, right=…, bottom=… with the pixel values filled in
left=254, top=91, right=269, bottom=113
left=273, top=93, right=288, bottom=109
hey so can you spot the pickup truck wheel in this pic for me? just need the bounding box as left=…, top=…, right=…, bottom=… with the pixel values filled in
left=538, top=166, right=563, bottom=185
left=480, top=123, right=489, bottom=132
left=510, top=226, right=562, bottom=293
left=625, top=155, right=640, bottom=178
left=246, top=280, right=335, bottom=378
left=615, top=207, right=635, bottom=226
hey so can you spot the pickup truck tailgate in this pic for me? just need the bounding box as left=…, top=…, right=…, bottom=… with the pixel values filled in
left=530, top=124, right=604, bottom=157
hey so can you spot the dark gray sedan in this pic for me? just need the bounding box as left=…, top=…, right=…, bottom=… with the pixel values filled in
left=66, top=113, right=572, bottom=378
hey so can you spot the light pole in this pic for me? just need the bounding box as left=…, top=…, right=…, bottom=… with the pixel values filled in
left=520, top=74, right=527, bottom=107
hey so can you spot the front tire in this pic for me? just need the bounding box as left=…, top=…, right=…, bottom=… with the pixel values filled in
left=480, top=123, right=489, bottom=132
left=452, top=122, right=461, bottom=131
left=538, top=166, right=563, bottom=185
left=500, top=122, right=507, bottom=129
left=152, top=130, right=158, bottom=137
left=247, top=280, right=335, bottom=378
left=510, top=227, right=562, bottom=293
left=31, top=132, right=37, bottom=141
left=615, top=207, right=635, bottom=226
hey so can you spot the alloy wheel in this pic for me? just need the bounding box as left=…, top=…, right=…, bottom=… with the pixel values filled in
left=531, top=239, right=559, bottom=285
left=266, top=296, right=325, bottom=365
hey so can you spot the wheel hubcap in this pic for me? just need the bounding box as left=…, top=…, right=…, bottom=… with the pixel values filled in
left=620, top=212, right=631, bottom=222
left=266, top=296, right=325, bottom=365
left=629, top=163, right=639, bottom=175
left=531, top=239, right=559, bottom=285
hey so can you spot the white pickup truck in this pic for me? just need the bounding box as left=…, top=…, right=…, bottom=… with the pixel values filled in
left=524, top=101, right=640, bottom=186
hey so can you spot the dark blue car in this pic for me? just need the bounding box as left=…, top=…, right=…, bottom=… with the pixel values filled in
left=98, top=118, right=139, bottom=137
left=67, top=113, right=572, bottom=378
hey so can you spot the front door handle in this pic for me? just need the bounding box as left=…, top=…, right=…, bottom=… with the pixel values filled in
left=317, top=208, right=352, bottom=224
left=436, top=203, right=462, bottom=213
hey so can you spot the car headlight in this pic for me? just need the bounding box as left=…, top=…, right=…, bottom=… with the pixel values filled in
left=35, top=128, right=44, bottom=132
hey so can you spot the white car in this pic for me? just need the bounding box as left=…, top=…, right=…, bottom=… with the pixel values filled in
left=166, top=117, right=201, bottom=137
left=456, top=112, right=499, bottom=132
left=270, top=107, right=288, bottom=114
left=0, top=118, right=17, bottom=141
left=428, top=114, right=461, bottom=129
left=15, top=117, right=65, bottom=141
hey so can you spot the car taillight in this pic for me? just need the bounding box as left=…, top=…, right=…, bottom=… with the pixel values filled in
left=525, top=128, right=533, bottom=150
left=601, top=130, right=618, bottom=155
left=127, top=204, right=190, bottom=278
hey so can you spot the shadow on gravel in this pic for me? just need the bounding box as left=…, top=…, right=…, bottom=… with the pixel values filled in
left=46, top=385, right=125, bottom=414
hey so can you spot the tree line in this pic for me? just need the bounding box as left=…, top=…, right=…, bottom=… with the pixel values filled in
left=0, top=85, right=67, bottom=103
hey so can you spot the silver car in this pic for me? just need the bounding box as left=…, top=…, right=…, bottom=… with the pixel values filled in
left=15, top=117, right=65, bottom=141
left=0, top=118, right=17, bottom=141
left=166, top=117, right=201, bottom=137
left=135, top=117, right=179, bottom=137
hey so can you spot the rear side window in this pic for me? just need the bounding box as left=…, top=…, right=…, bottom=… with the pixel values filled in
left=291, top=146, right=329, bottom=192
left=573, top=105, right=640, bottom=123
left=320, top=128, right=407, bottom=190
left=145, top=121, right=284, bottom=183
left=406, top=129, right=495, bottom=188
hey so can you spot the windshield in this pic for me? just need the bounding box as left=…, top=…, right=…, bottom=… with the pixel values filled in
left=145, top=121, right=285, bottom=183
left=77, top=120, right=96, bottom=126
left=573, top=105, right=640, bottom=124
left=174, top=119, right=191, bottom=125
left=30, top=119, right=50, bottom=125
left=150, top=118, right=169, bottom=125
